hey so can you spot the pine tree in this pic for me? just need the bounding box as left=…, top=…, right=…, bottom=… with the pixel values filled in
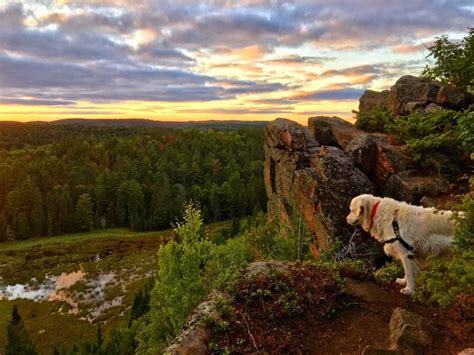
left=95, top=322, right=103, bottom=352
left=230, top=217, right=240, bottom=237
left=5, top=305, right=37, bottom=355
left=74, top=194, right=94, bottom=231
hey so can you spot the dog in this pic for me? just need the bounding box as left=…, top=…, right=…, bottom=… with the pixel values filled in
left=346, top=194, right=456, bottom=295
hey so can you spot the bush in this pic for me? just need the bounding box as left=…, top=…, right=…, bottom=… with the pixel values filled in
left=244, top=211, right=313, bottom=261
left=374, top=261, right=404, bottom=284
left=415, top=193, right=474, bottom=307
left=204, top=236, right=255, bottom=290
left=354, top=107, right=391, bottom=132
left=136, top=202, right=211, bottom=354
left=387, top=108, right=472, bottom=175
left=422, top=28, right=474, bottom=92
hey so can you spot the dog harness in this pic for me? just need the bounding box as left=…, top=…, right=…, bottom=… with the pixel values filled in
left=383, top=218, right=415, bottom=252
left=370, top=202, right=415, bottom=252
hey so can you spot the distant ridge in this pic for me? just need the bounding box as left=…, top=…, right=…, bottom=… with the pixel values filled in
left=49, top=118, right=269, bottom=128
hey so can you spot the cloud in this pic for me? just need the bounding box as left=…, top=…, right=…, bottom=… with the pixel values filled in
left=0, top=54, right=288, bottom=103
left=391, top=42, right=433, bottom=54
left=0, top=98, right=76, bottom=106
left=0, top=0, right=473, bottom=115
left=320, top=64, right=384, bottom=78
left=291, top=88, right=365, bottom=101
left=265, top=55, right=331, bottom=66
left=180, top=107, right=295, bottom=115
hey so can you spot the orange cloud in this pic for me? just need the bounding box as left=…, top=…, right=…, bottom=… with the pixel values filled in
left=392, top=42, right=432, bottom=54
left=216, top=45, right=267, bottom=59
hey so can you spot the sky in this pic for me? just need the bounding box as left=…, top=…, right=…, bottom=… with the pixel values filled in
left=0, top=1, right=472, bottom=124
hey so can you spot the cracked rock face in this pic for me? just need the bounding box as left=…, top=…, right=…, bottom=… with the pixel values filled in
left=264, top=119, right=374, bottom=254
left=264, top=114, right=452, bottom=253
left=359, top=75, right=472, bottom=117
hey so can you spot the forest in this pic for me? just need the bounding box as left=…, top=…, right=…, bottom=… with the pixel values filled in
left=0, top=124, right=267, bottom=241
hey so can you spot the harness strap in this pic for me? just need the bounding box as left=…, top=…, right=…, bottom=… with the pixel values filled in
left=383, top=218, right=414, bottom=252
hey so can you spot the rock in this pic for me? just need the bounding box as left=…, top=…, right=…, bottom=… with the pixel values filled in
left=389, top=308, right=431, bottom=354
left=436, top=85, right=472, bottom=110
left=362, top=345, right=399, bottom=355
left=388, top=75, right=441, bottom=116
left=165, top=292, right=227, bottom=355
left=345, top=279, right=393, bottom=304
left=424, top=102, right=443, bottom=114
left=344, top=134, right=377, bottom=175
left=384, top=171, right=449, bottom=204
left=359, top=75, right=472, bottom=120
left=265, top=119, right=375, bottom=253
left=245, top=260, right=290, bottom=278
left=266, top=118, right=318, bottom=151
left=405, top=101, right=427, bottom=113
left=359, top=89, right=390, bottom=113
left=308, top=116, right=364, bottom=149
left=420, top=196, right=435, bottom=207
left=372, top=142, right=413, bottom=186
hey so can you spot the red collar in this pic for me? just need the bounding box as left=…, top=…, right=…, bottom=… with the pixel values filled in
left=370, top=201, right=381, bottom=228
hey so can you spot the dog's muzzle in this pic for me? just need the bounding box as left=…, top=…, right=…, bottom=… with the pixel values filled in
left=346, top=216, right=359, bottom=226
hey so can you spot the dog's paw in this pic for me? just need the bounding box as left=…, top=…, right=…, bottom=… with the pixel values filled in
left=395, top=278, right=407, bottom=286
left=400, top=287, right=414, bottom=295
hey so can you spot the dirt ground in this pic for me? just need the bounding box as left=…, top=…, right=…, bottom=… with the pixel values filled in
left=208, top=263, right=473, bottom=354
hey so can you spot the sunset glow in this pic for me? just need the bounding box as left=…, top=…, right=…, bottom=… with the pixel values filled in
left=0, top=0, right=472, bottom=124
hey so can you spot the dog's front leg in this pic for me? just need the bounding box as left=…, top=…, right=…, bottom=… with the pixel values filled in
left=399, top=254, right=419, bottom=295
left=395, top=277, right=406, bottom=286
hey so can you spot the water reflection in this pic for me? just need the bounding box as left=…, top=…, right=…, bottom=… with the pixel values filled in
left=0, top=268, right=122, bottom=321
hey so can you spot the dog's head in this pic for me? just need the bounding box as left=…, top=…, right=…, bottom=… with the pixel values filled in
left=346, top=194, right=377, bottom=231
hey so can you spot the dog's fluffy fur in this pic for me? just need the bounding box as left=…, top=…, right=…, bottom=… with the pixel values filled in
left=346, top=194, right=456, bottom=295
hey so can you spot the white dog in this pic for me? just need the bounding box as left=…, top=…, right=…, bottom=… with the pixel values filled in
left=346, top=194, right=456, bottom=295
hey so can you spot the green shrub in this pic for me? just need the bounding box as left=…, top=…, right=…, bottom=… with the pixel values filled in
left=204, top=236, right=255, bottom=290
left=374, top=261, right=404, bottom=284
left=415, top=193, right=474, bottom=307
left=354, top=107, right=391, bottom=132
left=422, top=28, right=474, bottom=92
left=453, top=195, right=474, bottom=249
left=136, top=203, right=211, bottom=354
left=387, top=108, right=472, bottom=175
left=244, top=211, right=313, bottom=261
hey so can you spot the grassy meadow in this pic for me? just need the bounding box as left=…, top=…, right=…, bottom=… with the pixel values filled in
left=0, top=221, right=230, bottom=354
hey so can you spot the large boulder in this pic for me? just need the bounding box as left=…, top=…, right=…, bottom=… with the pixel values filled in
left=344, top=134, right=377, bottom=175
left=308, top=116, right=362, bottom=149
left=359, top=75, right=473, bottom=117
left=265, top=118, right=375, bottom=253
left=389, top=308, right=431, bottom=354
left=384, top=171, right=449, bottom=204
left=359, top=89, right=390, bottom=113
left=308, top=116, right=413, bottom=186
left=436, top=85, right=472, bottom=110
left=372, top=142, right=414, bottom=186
left=388, top=75, right=441, bottom=116
left=266, top=118, right=318, bottom=151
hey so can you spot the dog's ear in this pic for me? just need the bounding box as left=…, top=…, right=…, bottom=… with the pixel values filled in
left=357, top=197, right=372, bottom=223
left=355, top=198, right=365, bottom=216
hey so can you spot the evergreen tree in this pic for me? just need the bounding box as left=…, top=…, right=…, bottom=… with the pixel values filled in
left=74, top=194, right=94, bottom=231
left=136, top=203, right=210, bottom=353
left=230, top=217, right=240, bottom=237
left=5, top=305, right=37, bottom=355
left=95, top=322, right=103, bottom=352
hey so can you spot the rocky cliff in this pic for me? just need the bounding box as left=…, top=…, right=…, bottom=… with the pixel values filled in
left=264, top=76, right=471, bottom=254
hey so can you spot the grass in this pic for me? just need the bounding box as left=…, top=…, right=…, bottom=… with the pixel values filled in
left=0, top=221, right=231, bottom=354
